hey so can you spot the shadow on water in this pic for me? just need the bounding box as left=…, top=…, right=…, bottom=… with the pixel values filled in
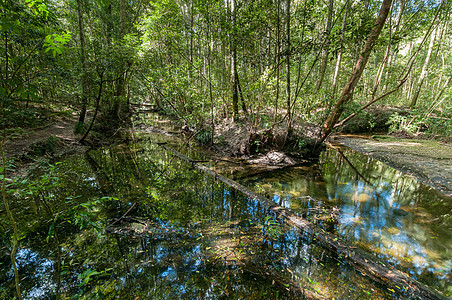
left=242, top=146, right=452, bottom=296
left=1, top=140, right=400, bottom=299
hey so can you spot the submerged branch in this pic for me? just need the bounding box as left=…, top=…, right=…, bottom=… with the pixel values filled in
left=160, top=144, right=447, bottom=300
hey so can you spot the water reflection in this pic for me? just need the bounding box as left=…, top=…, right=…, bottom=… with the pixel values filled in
left=1, top=141, right=396, bottom=299
left=242, top=146, right=452, bottom=295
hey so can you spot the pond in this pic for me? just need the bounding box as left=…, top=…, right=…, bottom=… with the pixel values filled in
left=0, top=114, right=450, bottom=299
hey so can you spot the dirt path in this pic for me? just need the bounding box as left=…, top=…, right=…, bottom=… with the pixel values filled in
left=335, top=135, right=452, bottom=197
left=3, top=116, right=81, bottom=159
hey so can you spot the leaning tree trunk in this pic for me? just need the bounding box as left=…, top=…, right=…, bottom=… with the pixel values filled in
left=320, top=0, right=393, bottom=143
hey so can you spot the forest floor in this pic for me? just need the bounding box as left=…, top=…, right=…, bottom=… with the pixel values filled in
left=3, top=115, right=79, bottom=156
left=334, top=134, right=452, bottom=197
left=2, top=114, right=85, bottom=176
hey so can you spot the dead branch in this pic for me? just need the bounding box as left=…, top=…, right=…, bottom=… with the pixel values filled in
left=160, top=144, right=447, bottom=300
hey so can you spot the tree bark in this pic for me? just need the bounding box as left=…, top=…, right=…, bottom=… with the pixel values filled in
left=76, top=0, right=89, bottom=125
left=320, top=0, right=393, bottom=142
left=314, top=0, right=334, bottom=93
left=285, top=0, right=291, bottom=128
left=410, top=27, right=437, bottom=108
left=231, top=0, right=239, bottom=120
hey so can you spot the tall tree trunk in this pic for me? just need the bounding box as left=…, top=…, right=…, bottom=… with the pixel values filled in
left=410, top=27, right=436, bottom=108
left=314, top=0, right=334, bottom=93
left=275, top=0, right=281, bottom=122
left=236, top=74, right=247, bottom=114
left=383, top=0, right=405, bottom=92
left=189, top=1, right=194, bottom=81
left=113, top=0, right=127, bottom=118
left=207, top=11, right=214, bottom=146
left=231, top=0, right=239, bottom=120
left=285, top=0, right=291, bottom=128
left=76, top=0, right=89, bottom=125
left=320, top=0, right=393, bottom=142
left=371, top=0, right=404, bottom=99
left=331, top=3, right=348, bottom=97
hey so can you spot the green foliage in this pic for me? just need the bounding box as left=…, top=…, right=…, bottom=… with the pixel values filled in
left=43, top=31, right=72, bottom=57
left=74, top=121, right=86, bottom=134
left=195, top=129, right=213, bottom=145
left=263, top=216, right=282, bottom=240
left=68, top=197, right=115, bottom=233
left=387, top=112, right=420, bottom=134
left=387, top=108, right=452, bottom=137
left=424, top=116, right=452, bottom=137
left=29, top=135, right=61, bottom=156
left=25, top=0, right=50, bottom=17
left=78, top=267, right=113, bottom=287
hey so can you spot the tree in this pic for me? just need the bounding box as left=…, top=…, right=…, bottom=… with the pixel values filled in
left=76, top=0, right=89, bottom=126
left=231, top=0, right=239, bottom=120
left=410, top=27, right=436, bottom=108
left=314, top=0, right=333, bottom=93
left=320, top=0, right=393, bottom=142
left=285, top=0, right=291, bottom=128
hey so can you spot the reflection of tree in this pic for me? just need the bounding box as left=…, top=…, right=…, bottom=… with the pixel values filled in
left=2, top=139, right=380, bottom=298
left=84, top=151, right=114, bottom=193
left=319, top=147, right=451, bottom=289
left=243, top=146, right=451, bottom=294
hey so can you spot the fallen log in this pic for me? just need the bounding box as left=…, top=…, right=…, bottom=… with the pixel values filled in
left=160, top=144, right=447, bottom=300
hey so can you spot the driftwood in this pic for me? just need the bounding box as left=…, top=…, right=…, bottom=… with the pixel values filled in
left=159, top=144, right=447, bottom=300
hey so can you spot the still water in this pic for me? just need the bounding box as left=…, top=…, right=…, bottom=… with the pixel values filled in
left=0, top=115, right=450, bottom=298
left=241, top=146, right=451, bottom=296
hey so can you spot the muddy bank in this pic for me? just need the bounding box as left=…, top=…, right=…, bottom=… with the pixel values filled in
left=334, top=135, right=452, bottom=197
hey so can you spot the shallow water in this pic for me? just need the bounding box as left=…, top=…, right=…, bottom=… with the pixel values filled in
left=1, top=141, right=396, bottom=299
left=242, top=146, right=452, bottom=296
left=1, top=114, right=450, bottom=298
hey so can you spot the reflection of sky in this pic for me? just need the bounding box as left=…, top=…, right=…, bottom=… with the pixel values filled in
left=7, top=139, right=450, bottom=298
left=16, top=248, right=56, bottom=299
left=245, top=147, right=451, bottom=284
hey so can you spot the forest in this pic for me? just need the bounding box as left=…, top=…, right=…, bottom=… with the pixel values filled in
left=1, top=0, right=451, bottom=299
left=1, top=0, right=451, bottom=148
